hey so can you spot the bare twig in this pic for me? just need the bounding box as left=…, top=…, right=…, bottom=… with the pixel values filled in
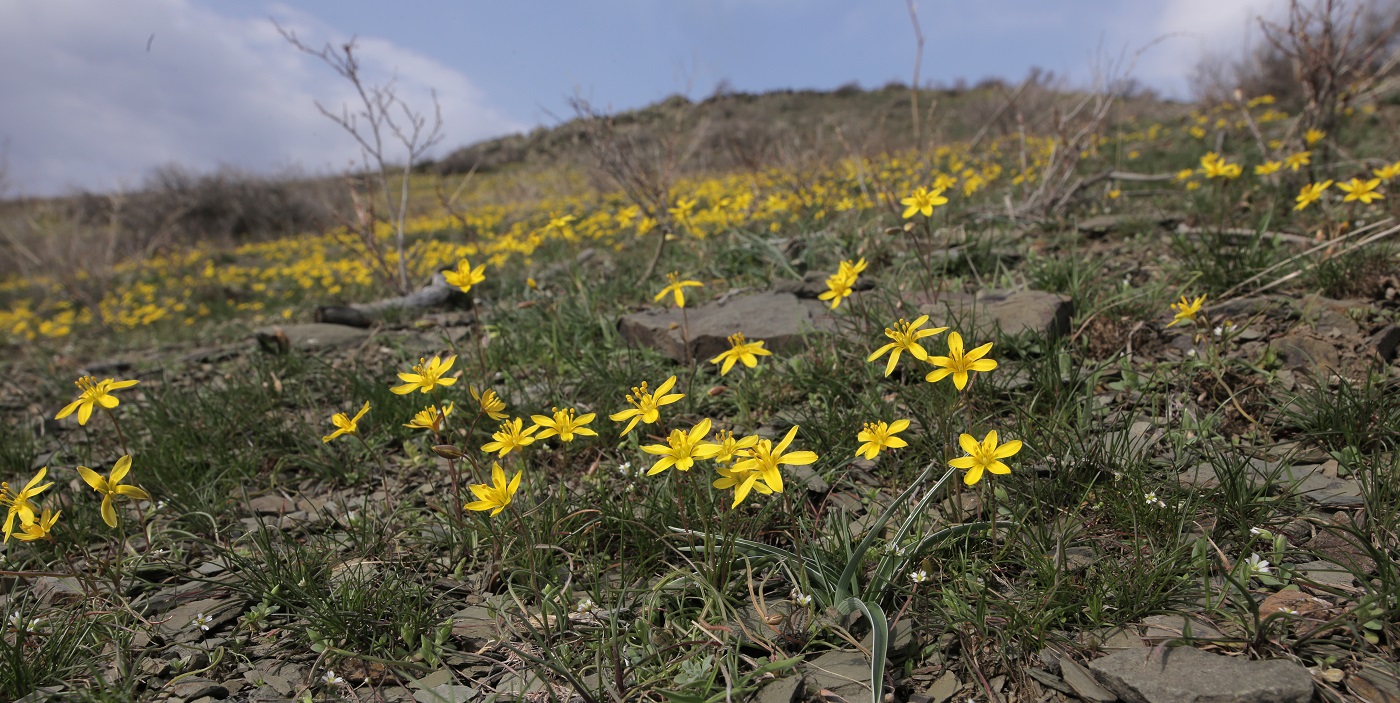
left=276, top=21, right=445, bottom=293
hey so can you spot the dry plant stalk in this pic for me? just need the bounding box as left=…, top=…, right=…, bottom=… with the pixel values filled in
left=1260, top=0, right=1400, bottom=141
left=277, top=22, right=445, bottom=294
left=569, top=96, right=707, bottom=281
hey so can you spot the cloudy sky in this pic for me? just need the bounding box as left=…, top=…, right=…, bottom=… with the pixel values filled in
left=0, top=0, right=1285, bottom=197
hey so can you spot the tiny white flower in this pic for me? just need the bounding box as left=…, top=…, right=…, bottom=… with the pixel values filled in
left=790, top=588, right=813, bottom=607
left=574, top=597, right=597, bottom=614
left=909, top=569, right=929, bottom=584
left=1144, top=491, right=1166, bottom=508
left=1213, top=326, right=1224, bottom=338
left=1187, top=348, right=1198, bottom=358
left=321, top=670, right=345, bottom=687
left=1281, top=607, right=1299, bottom=616
left=1245, top=553, right=1271, bottom=577
left=191, top=612, right=213, bottom=632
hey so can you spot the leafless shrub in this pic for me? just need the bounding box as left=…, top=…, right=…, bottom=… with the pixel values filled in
left=1260, top=0, right=1400, bottom=136
left=277, top=21, right=445, bottom=294
left=569, top=95, right=707, bottom=280
left=1194, top=0, right=1400, bottom=118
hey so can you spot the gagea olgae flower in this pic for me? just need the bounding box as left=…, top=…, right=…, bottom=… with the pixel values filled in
left=391, top=355, right=458, bottom=395
left=949, top=431, right=1022, bottom=486
left=925, top=332, right=996, bottom=390
left=78, top=455, right=152, bottom=528
left=654, top=272, right=703, bottom=308
left=610, top=376, right=684, bottom=436
left=465, top=462, right=521, bottom=517
left=55, top=376, right=139, bottom=426
left=709, top=333, right=772, bottom=376
left=323, top=401, right=370, bottom=443
left=868, top=316, right=947, bottom=377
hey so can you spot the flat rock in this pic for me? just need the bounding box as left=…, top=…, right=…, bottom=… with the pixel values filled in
left=1089, top=647, right=1313, bottom=703
left=1077, top=213, right=1185, bottom=237
left=1058, top=654, right=1117, bottom=702
left=450, top=605, right=499, bottom=642
left=914, top=289, right=1074, bottom=340
left=160, top=597, right=245, bottom=640
left=254, top=323, right=370, bottom=352
left=1138, top=614, right=1225, bottom=644
left=1367, top=324, right=1400, bottom=361
left=802, top=650, right=871, bottom=702
left=1272, top=333, right=1340, bottom=372
left=755, top=674, right=804, bottom=703
left=617, top=292, right=838, bottom=364
left=773, top=270, right=875, bottom=298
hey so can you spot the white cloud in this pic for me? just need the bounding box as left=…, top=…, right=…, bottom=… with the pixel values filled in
left=0, top=0, right=524, bottom=196
left=1130, top=0, right=1292, bottom=97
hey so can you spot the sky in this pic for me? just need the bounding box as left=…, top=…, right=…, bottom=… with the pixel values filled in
left=0, top=0, right=1288, bottom=197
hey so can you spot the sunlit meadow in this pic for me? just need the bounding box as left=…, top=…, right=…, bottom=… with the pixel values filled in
left=2, top=83, right=1399, bottom=703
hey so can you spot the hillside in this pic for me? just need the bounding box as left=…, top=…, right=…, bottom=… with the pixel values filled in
left=434, top=80, right=1187, bottom=177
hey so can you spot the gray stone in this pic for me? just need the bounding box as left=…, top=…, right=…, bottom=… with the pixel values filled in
left=1295, top=560, right=1358, bottom=588
left=773, top=270, right=874, bottom=298
left=1367, top=324, right=1400, bottom=362
left=787, top=464, right=830, bottom=495
left=1138, top=614, right=1225, bottom=644
left=450, top=606, right=499, bottom=641
left=254, top=323, right=370, bottom=352
left=802, top=651, right=872, bottom=702
left=160, top=597, right=245, bottom=640
left=916, top=289, right=1074, bottom=340
left=1058, top=655, right=1117, bottom=702
left=1088, top=647, right=1313, bottom=703
left=490, top=670, right=545, bottom=701
left=166, top=678, right=228, bottom=702
left=1077, top=213, right=1185, bottom=237
left=755, top=674, right=804, bottom=703
left=617, top=292, right=839, bottom=364
left=922, top=671, right=962, bottom=703
left=1272, top=333, right=1340, bottom=372
left=417, top=685, right=479, bottom=703
left=244, top=671, right=294, bottom=695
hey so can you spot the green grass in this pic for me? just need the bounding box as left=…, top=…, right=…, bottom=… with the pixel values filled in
left=4, top=93, right=1400, bottom=703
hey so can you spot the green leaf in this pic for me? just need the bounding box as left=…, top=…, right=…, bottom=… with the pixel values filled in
left=837, top=598, right=888, bottom=703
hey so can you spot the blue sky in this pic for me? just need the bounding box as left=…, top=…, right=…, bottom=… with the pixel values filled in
left=0, top=0, right=1284, bottom=196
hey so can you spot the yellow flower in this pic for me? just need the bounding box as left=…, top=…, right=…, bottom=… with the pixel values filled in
left=55, top=376, right=139, bottom=426
left=443, top=258, right=486, bottom=293
left=1188, top=125, right=1206, bottom=139
left=714, top=463, right=775, bottom=508
left=12, top=506, right=59, bottom=542
left=949, top=430, right=1022, bottom=486
left=530, top=407, right=597, bottom=443
left=470, top=386, right=508, bottom=421
left=1199, top=152, right=1242, bottom=179
left=482, top=417, right=538, bottom=457
left=1284, top=151, right=1311, bottom=171
left=77, top=455, right=152, bottom=529
left=900, top=186, right=948, bottom=218
left=727, top=426, right=818, bottom=506
left=654, top=272, right=704, bottom=308
left=697, top=429, right=759, bottom=465
left=1373, top=161, right=1400, bottom=181
left=817, top=258, right=866, bottom=310
left=709, top=333, right=772, bottom=375
left=1174, top=168, right=1195, bottom=182
left=464, top=462, right=521, bottom=517
left=643, top=418, right=713, bottom=475
left=925, top=332, right=997, bottom=390
left=1167, top=294, right=1207, bottom=328
left=391, top=355, right=458, bottom=395
left=1254, top=161, right=1282, bottom=176
left=610, top=376, right=684, bottom=436
left=1107, top=189, right=1121, bottom=199
left=1293, top=180, right=1333, bottom=211
left=867, top=315, right=948, bottom=377
left=404, top=402, right=453, bottom=432
left=819, top=274, right=854, bottom=309
left=322, top=400, right=371, bottom=443
left=2, top=468, right=52, bottom=543
left=1337, top=177, right=1384, bottom=204
left=1304, top=128, right=1325, bottom=145
left=856, top=419, right=910, bottom=460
